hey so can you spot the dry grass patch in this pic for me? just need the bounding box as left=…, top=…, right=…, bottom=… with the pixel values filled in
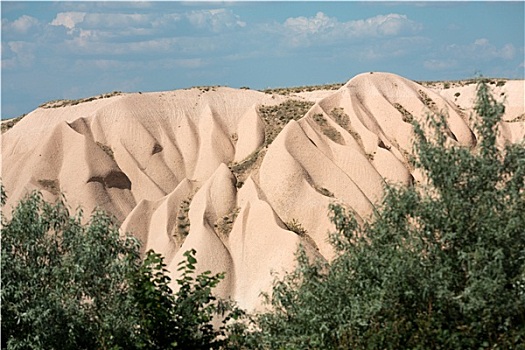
left=214, top=207, right=240, bottom=237
left=96, top=142, right=115, bottom=160
left=418, top=90, right=438, bottom=113
left=1, top=114, right=26, bottom=133
left=176, top=196, right=193, bottom=239
left=508, top=113, right=525, bottom=123
left=314, top=185, right=334, bottom=198
left=37, top=179, right=60, bottom=196
left=39, top=91, right=122, bottom=109
left=262, top=82, right=344, bottom=95
left=258, top=100, right=314, bottom=145
left=313, top=113, right=345, bottom=145
left=229, top=147, right=267, bottom=187
left=393, top=103, right=414, bottom=123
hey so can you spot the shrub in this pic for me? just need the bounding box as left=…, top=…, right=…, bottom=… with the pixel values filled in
left=1, top=189, right=238, bottom=349
left=285, top=219, right=307, bottom=237
left=1, top=191, right=142, bottom=349
left=239, top=79, right=525, bottom=349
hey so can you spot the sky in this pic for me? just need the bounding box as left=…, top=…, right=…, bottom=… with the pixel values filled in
left=1, top=1, right=524, bottom=120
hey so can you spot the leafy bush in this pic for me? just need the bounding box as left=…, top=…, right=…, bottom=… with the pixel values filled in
left=134, top=249, right=240, bottom=350
left=1, top=192, right=142, bottom=349
left=1, top=190, right=238, bottom=349
left=238, top=79, right=525, bottom=349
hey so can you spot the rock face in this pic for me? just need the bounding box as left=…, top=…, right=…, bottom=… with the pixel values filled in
left=2, top=73, right=524, bottom=310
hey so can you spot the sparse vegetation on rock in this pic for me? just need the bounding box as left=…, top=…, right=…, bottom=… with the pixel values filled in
left=176, top=196, right=193, bottom=239
left=214, top=207, right=240, bottom=237
left=258, top=100, right=314, bottom=145
left=418, top=89, right=438, bottom=112
left=393, top=103, right=414, bottom=123
left=329, top=107, right=350, bottom=129
left=313, top=113, right=345, bottom=145
left=285, top=218, right=307, bottom=237
left=37, top=179, right=60, bottom=195
left=39, top=91, right=122, bottom=109
left=262, top=82, right=343, bottom=95
left=96, top=141, right=115, bottom=160
left=229, top=147, right=267, bottom=187
left=232, top=79, right=525, bottom=349
left=1, top=114, right=26, bottom=133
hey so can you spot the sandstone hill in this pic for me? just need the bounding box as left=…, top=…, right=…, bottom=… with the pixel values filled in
left=2, top=72, right=524, bottom=310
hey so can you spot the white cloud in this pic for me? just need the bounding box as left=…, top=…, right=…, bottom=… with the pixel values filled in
left=424, top=59, right=458, bottom=71
left=186, top=9, right=246, bottom=32
left=474, top=38, right=489, bottom=46
left=151, top=13, right=183, bottom=29
left=278, top=12, right=422, bottom=48
left=63, top=35, right=221, bottom=56
left=499, top=44, right=516, bottom=60
left=82, top=13, right=152, bottom=29
left=50, top=12, right=160, bottom=34
left=2, top=15, right=40, bottom=36
left=2, top=41, right=36, bottom=68
left=348, top=13, right=422, bottom=37
left=51, top=12, right=86, bottom=30
left=284, top=12, right=335, bottom=34
left=447, top=38, right=516, bottom=61
left=10, top=15, right=39, bottom=33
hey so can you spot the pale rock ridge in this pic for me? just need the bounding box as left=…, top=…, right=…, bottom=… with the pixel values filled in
left=233, top=105, right=265, bottom=163
left=2, top=88, right=282, bottom=218
left=121, top=178, right=197, bottom=261
left=167, top=164, right=237, bottom=299
left=2, top=73, right=523, bottom=311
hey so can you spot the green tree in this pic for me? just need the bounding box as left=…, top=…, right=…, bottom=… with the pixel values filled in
left=132, top=249, right=241, bottom=350
left=1, top=190, right=237, bottom=349
left=241, top=79, right=525, bottom=349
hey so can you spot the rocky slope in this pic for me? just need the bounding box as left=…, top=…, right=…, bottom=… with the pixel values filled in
left=2, top=72, right=524, bottom=310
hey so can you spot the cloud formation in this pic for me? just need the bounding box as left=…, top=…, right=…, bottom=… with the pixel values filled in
left=186, top=9, right=246, bottom=32
left=51, top=12, right=86, bottom=30
left=279, top=12, right=422, bottom=48
left=9, top=15, right=40, bottom=33
left=1, top=2, right=523, bottom=120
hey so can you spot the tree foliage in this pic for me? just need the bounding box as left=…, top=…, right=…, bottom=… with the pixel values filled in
left=1, top=191, right=237, bottom=349
left=239, top=80, right=525, bottom=349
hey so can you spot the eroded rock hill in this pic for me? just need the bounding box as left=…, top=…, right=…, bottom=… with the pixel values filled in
left=2, top=72, right=524, bottom=310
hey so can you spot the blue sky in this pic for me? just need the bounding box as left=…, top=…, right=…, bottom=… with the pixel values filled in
left=2, top=1, right=524, bottom=120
